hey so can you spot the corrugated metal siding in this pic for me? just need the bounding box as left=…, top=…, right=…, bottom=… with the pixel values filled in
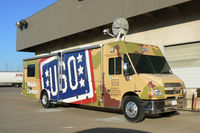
left=165, top=42, right=200, bottom=68
left=172, top=67, right=200, bottom=88
left=165, top=42, right=200, bottom=88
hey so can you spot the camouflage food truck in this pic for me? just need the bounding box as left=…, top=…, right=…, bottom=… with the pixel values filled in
left=22, top=41, right=186, bottom=122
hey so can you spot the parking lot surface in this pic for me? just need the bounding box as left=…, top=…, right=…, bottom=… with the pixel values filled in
left=0, top=87, right=200, bottom=133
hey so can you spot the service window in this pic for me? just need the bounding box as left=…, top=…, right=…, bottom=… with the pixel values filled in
left=27, top=64, right=35, bottom=77
left=109, top=57, right=122, bottom=75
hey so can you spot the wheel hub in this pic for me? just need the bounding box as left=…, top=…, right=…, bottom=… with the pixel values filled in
left=42, top=95, right=47, bottom=105
left=125, top=101, right=138, bottom=118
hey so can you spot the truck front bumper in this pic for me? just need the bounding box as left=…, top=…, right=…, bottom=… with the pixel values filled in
left=142, top=98, right=186, bottom=115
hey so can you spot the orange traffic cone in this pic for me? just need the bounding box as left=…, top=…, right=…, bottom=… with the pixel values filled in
left=194, top=90, right=197, bottom=112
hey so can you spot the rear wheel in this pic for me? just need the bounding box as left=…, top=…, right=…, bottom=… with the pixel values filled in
left=41, top=91, right=52, bottom=108
left=123, top=96, right=145, bottom=122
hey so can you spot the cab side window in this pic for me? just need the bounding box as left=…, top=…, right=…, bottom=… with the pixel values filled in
left=109, top=58, right=114, bottom=75
left=27, top=64, right=35, bottom=77
left=124, top=54, right=135, bottom=75
left=116, top=57, right=122, bottom=74
left=109, top=57, right=122, bottom=75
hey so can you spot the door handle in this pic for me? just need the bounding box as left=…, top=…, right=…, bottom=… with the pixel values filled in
left=107, top=89, right=110, bottom=93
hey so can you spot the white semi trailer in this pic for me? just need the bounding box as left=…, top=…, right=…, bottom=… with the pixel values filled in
left=0, top=72, right=23, bottom=87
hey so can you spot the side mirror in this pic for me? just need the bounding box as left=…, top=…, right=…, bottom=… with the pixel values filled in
left=123, top=63, right=128, bottom=76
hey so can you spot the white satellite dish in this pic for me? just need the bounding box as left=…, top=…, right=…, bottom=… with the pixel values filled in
left=112, top=18, right=129, bottom=41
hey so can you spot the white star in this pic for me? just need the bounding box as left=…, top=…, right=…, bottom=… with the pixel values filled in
left=45, top=69, right=49, bottom=77
left=78, top=65, right=84, bottom=75
left=79, top=78, right=85, bottom=87
left=46, top=80, right=50, bottom=87
left=77, top=53, right=83, bottom=63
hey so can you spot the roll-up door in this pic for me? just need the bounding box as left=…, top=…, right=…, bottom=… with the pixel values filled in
left=165, top=42, right=200, bottom=88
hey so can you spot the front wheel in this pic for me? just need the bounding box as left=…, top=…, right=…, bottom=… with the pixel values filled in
left=41, top=91, right=52, bottom=108
left=123, top=96, right=145, bottom=122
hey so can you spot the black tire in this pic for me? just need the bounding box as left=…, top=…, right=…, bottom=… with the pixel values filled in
left=15, top=84, right=19, bottom=87
left=15, top=83, right=22, bottom=87
left=41, top=91, right=52, bottom=108
left=123, top=96, right=145, bottom=122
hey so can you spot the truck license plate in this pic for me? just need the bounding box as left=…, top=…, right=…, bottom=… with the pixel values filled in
left=172, top=100, right=177, bottom=105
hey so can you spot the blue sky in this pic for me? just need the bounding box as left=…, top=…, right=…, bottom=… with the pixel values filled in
left=0, top=0, right=58, bottom=71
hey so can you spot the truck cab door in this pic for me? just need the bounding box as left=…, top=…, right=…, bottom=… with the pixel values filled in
left=103, top=55, right=123, bottom=108
left=103, top=54, right=137, bottom=108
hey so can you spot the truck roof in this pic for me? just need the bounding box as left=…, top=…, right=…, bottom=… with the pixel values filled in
left=23, top=41, right=162, bottom=61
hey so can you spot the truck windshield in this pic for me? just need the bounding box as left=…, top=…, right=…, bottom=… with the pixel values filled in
left=129, top=53, right=172, bottom=74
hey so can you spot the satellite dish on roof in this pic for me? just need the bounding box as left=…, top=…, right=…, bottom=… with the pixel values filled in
left=103, top=17, right=129, bottom=41
left=112, top=17, right=129, bottom=37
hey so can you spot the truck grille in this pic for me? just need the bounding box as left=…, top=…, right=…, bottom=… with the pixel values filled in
left=164, top=83, right=181, bottom=95
left=164, top=83, right=181, bottom=87
left=165, top=89, right=181, bottom=94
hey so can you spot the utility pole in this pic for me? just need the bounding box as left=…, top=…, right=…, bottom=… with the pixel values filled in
left=6, top=62, right=8, bottom=71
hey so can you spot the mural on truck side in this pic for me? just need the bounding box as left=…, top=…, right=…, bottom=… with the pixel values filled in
left=39, top=50, right=97, bottom=104
left=23, top=49, right=102, bottom=106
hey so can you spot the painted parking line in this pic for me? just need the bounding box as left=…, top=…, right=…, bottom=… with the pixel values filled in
left=36, top=108, right=64, bottom=113
left=96, top=116, right=126, bottom=123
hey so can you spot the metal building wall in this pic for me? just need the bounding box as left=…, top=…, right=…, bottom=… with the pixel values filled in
left=165, top=42, right=200, bottom=88
left=16, top=0, right=190, bottom=51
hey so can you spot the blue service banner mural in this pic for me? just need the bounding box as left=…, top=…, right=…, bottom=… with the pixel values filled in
left=40, top=50, right=95, bottom=103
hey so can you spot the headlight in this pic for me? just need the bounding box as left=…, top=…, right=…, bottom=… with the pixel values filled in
left=182, top=88, right=186, bottom=96
left=152, top=89, right=162, bottom=96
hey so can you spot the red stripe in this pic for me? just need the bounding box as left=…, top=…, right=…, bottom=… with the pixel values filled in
left=39, top=58, right=49, bottom=91
left=72, top=50, right=97, bottom=104
left=86, top=49, right=97, bottom=103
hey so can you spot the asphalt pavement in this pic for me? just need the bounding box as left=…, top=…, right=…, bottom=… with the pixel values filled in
left=0, top=87, right=200, bottom=133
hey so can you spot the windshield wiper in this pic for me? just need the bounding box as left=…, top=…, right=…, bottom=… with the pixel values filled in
left=160, top=71, right=171, bottom=74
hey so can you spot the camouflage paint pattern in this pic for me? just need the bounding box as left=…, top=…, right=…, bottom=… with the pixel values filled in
left=102, top=41, right=184, bottom=108
left=23, top=41, right=185, bottom=109
left=22, top=59, right=41, bottom=99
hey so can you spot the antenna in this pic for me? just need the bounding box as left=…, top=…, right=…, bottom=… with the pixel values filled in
left=103, top=17, right=129, bottom=41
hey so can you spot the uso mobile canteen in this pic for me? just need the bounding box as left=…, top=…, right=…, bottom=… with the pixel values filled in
left=22, top=18, right=186, bottom=122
